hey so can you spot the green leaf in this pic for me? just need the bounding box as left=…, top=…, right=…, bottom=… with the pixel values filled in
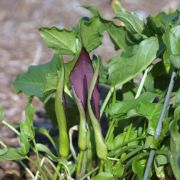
left=38, top=127, right=57, bottom=150
left=113, top=161, right=124, bottom=177
left=105, top=22, right=130, bottom=51
left=163, top=25, right=180, bottom=71
left=82, top=4, right=100, bottom=17
left=175, top=91, right=180, bottom=107
left=146, top=11, right=180, bottom=35
left=36, top=143, right=58, bottom=161
left=144, top=135, right=158, bottom=149
left=13, top=54, right=61, bottom=99
left=132, top=159, right=146, bottom=180
left=144, top=73, right=154, bottom=92
left=109, top=37, right=159, bottom=88
left=104, top=160, right=113, bottom=173
left=170, top=54, right=180, bottom=69
left=114, top=9, right=144, bottom=35
left=169, top=119, right=180, bottom=179
left=80, top=17, right=104, bottom=52
left=20, top=103, right=35, bottom=139
left=0, top=147, right=27, bottom=161
left=154, top=165, right=165, bottom=179
left=137, top=102, right=162, bottom=135
left=0, top=104, right=35, bottom=161
left=163, top=25, right=180, bottom=55
left=18, top=132, right=30, bottom=155
left=92, top=172, right=114, bottom=180
left=155, top=155, right=168, bottom=166
left=108, top=92, right=157, bottom=117
left=39, top=27, right=81, bottom=55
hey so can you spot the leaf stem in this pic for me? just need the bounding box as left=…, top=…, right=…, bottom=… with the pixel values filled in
left=80, top=167, right=99, bottom=180
left=143, top=69, right=177, bottom=180
left=100, top=86, right=115, bottom=118
left=19, top=160, right=35, bottom=179
left=135, top=65, right=152, bottom=99
left=88, top=60, right=107, bottom=160
left=1, top=120, right=20, bottom=136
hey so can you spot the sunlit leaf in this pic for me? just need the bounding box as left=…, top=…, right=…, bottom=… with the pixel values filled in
left=105, top=22, right=130, bottom=51
left=80, top=17, right=104, bottom=52
left=109, top=37, right=159, bottom=88
left=13, top=54, right=61, bottom=99
left=114, top=7, right=144, bottom=35
left=39, top=27, right=81, bottom=55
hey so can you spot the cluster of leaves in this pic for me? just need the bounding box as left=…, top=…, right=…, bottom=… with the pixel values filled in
left=1, top=1, right=180, bottom=179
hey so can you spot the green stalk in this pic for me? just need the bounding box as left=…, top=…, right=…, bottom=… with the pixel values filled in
left=55, top=60, right=69, bottom=158
left=80, top=167, right=99, bottom=180
left=72, top=86, right=88, bottom=178
left=143, top=69, right=177, bottom=180
left=76, top=151, right=87, bottom=179
left=100, top=86, right=114, bottom=118
left=72, top=87, right=88, bottom=151
left=135, top=66, right=152, bottom=99
left=88, top=60, right=107, bottom=160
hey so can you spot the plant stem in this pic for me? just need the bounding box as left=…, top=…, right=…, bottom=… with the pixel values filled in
left=143, top=69, right=177, bottom=180
left=135, top=66, right=152, bottom=99
left=105, top=119, right=115, bottom=142
left=19, top=161, right=35, bottom=179
left=100, top=86, right=114, bottom=118
left=55, top=68, right=69, bottom=157
left=76, top=151, right=86, bottom=179
left=88, top=60, right=107, bottom=160
left=1, top=120, right=20, bottom=136
left=122, top=146, right=143, bottom=162
left=32, top=140, right=48, bottom=180
left=53, top=162, right=61, bottom=180
left=80, top=167, right=99, bottom=180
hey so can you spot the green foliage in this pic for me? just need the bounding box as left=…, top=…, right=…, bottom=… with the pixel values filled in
left=80, top=17, right=104, bottom=52
left=13, top=53, right=61, bottom=99
left=109, top=37, right=159, bottom=88
left=169, top=118, right=180, bottom=179
left=39, top=27, right=81, bottom=55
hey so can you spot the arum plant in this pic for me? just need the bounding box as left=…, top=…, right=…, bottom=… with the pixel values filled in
left=70, top=47, right=107, bottom=178
left=1, top=1, right=180, bottom=179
